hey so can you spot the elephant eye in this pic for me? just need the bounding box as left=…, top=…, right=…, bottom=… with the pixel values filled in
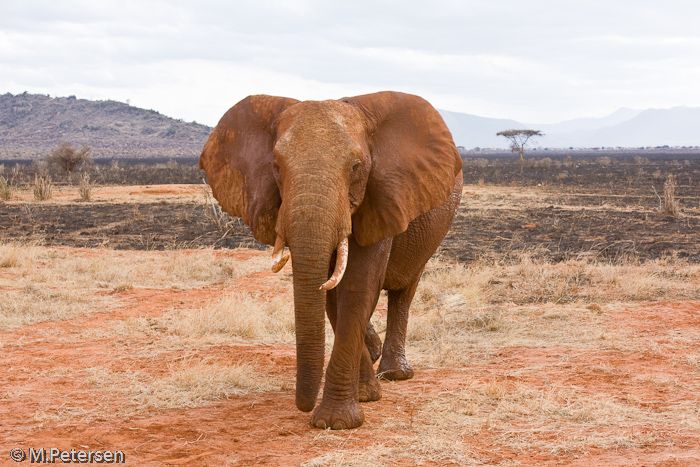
left=272, top=161, right=281, bottom=182
left=351, top=161, right=361, bottom=172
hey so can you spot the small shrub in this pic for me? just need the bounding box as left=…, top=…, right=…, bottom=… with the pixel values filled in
left=659, top=174, right=681, bottom=217
left=596, top=156, right=612, bottom=168
left=33, top=174, right=53, bottom=201
left=535, top=157, right=553, bottom=169
left=202, top=188, right=234, bottom=235
left=78, top=173, right=92, bottom=202
left=0, top=175, right=11, bottom=201
left=474, top=158, right=489, bottom=169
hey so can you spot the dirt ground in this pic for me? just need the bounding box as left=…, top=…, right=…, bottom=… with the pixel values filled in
left=1, top=182, right=700, bottom=466
left=1, top=248, right=699, bottom=466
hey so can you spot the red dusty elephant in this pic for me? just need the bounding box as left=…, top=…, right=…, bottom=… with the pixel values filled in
left=199, top=91, right=462, bottom=429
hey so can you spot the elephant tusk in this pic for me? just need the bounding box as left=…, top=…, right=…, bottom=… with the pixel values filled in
left=320, top=238, right=349, bottom=291
left=271, top=236, right=290, bottom=273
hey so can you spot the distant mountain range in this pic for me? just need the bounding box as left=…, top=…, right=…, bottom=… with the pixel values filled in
left=439, top=106, right=700, bottom=149
left=1, top=93, right=698, bottom=161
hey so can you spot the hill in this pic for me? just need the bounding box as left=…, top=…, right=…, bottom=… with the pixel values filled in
left=0, top=93, right=212, bottom=160
left=3, top=93, right=699, bottom=158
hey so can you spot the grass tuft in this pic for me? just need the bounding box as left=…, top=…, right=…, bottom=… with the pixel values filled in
left=165, top=292, right=295, bottom=343
left=86, top=361, right=278, bottom=411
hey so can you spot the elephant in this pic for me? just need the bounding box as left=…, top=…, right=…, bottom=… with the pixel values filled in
left=199, top=91, right=463, bottom=429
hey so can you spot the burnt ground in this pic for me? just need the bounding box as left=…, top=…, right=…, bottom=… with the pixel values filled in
left=1, top=153, right=700, bottom=262
left=1, top=191, right=699, bottom=263
left=0, top=198, right=260, bottom=251
left=442, top=190, right=700, bottom=263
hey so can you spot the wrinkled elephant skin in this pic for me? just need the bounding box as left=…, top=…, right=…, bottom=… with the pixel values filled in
left=199, top=91, right=463, bottom=429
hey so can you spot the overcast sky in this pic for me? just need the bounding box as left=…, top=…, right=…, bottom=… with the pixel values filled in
left=2, top=0, right=699, bottom=126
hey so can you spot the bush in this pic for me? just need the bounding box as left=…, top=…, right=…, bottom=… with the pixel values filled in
left=47, top=142, right=92, bottom=174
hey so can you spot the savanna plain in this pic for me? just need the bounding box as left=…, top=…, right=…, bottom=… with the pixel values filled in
left=1, top=154, right=700, bottom=466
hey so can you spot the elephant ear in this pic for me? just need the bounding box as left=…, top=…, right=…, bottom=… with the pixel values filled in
left=199, top=95, right=299, bottom=246
left=342, top=91, right=462, bottom=246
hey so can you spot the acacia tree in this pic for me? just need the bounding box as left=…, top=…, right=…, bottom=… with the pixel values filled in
left=496, top=129, right=543, bottom=163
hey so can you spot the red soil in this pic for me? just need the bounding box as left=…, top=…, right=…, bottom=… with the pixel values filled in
left=1, top=249, right=699, bottom=466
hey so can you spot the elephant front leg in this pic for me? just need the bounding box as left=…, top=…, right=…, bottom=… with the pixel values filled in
left=325, top=289, right=382, bottom=405
left=310, top=328, right=366, bottom=429
left=311, top=237, right=390, bottom=429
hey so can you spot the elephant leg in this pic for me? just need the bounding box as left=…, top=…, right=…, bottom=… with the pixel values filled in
left=325, top=281, right=381, bottom=403
left=377, top=278, right=421, bottom=381
left=377, top=174, right=462, bottom=381
left=365, top=321, right=382, bottom=363
left=311, top=237, right=391, bottom=430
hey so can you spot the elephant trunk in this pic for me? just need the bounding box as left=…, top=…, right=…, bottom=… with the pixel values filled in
left=282, top=191, right=351, bottom=412
left=289, top=245, right=332, bottom=412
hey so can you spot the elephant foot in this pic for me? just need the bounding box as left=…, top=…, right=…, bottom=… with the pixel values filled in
left=358, top=376, right=382, bottom=402
left=311, top=400, right=364, bottom=430
left=377, top=357, right=414, bottom=381
left=365, top=323, right=382, bottom=363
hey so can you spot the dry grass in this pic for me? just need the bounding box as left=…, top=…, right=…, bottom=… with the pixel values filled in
left=0, top=241, right=266, bottom=289
left=0, top=175, right=12, bottom=201
left=164, top=292, right=295, bottom=344
left=202, top=188, right=235, bottom=235
left=0, top=241, right=41, bottom=268
left=4, top=237, right=700, bottom=462
left=417, top=253, right=700, bottom=307
left=388, top=254, right=700, bottom=368
left=30, top=361, right=280, bottom=423
left=33, top=173, right=53, bottom=200
left=0, top=240, right=271, bottom=335
left=77, top=172, right=92, bottom=201
left=659, top=174, right=682, bottom=217
left=302, top=379, right=696, bottom=465
left=85, top=361, right=279, bottom=412
left=100, top=289, right=296, bottom=353
left=0, top=284, right=101, bottom=329
left=380, top=383, right=685, bottom=457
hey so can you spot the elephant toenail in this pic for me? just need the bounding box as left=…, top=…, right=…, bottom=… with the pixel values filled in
left=332, top=420, right=346, bottom=430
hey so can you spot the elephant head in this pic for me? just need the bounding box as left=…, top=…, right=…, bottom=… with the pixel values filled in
left=199, top=91, right=462, bottom=412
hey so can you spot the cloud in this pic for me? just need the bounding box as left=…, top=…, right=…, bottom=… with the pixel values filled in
left=1, top=0, right=700, bottom=125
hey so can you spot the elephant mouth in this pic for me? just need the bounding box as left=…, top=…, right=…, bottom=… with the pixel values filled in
left=270, top=235, right=349, bottom=291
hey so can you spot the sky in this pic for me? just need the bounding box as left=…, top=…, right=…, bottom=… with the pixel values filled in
left=1, top=0, right=699, bottom=127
